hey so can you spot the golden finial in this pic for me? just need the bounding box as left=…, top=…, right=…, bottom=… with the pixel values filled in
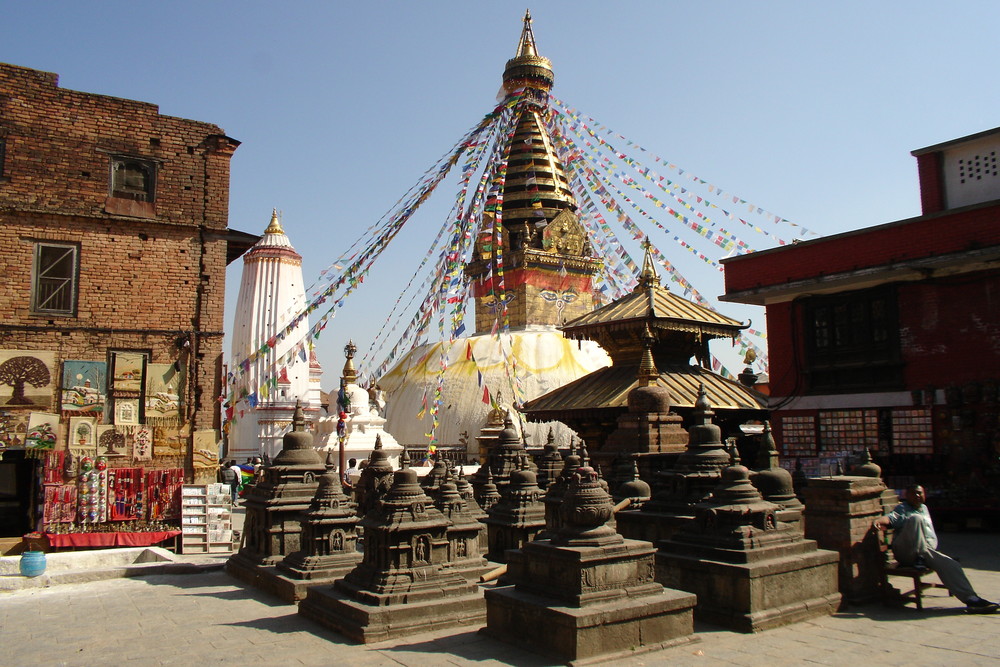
left=516, top=10, right=538, bottom=58
left=636, top=238, right=661, bottom=289
left=342, top=340, right=358, bottom=385
left=264, top=208, right=285, bottom=235
left=503, top=9, right=553, bottom=93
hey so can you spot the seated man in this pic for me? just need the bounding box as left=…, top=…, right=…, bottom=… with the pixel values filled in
left=874, top=484, right=997, bottom=613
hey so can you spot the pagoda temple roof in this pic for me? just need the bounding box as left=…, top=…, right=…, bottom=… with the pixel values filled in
left=562, top=283, right=745, bottom=340
left=522, top=362, right=765, bottom=416
left=561, top=240, right=746, bottom=341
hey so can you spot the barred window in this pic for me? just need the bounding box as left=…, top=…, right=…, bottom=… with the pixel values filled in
left=31, top=242, right=78, bottom=315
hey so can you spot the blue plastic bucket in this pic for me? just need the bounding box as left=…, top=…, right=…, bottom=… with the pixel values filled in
left=19, top=550, right=46, bottom=577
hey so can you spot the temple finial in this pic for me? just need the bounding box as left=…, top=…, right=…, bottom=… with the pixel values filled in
left=516, top=10, right=538, bottom=58
left=637, top=324, right=659, bottom=387
left=264, top=208, right=285, bottom=235
left=636, top=238, right=660, bottom=289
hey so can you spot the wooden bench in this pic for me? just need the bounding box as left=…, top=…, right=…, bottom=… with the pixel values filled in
left=879, top=528, right=949, bottom=610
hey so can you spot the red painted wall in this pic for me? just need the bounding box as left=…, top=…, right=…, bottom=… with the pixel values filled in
left=723, top=204, right=1000, bottom=294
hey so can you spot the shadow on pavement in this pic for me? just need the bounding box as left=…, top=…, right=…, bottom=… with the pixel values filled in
left=380, top=628, right=555, bottom=665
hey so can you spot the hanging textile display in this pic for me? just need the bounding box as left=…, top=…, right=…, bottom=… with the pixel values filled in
left=0, top=350, right=56, bottom=409
left=144, top=363, right=184, bottom=426
left=25, top=412, right=59, bottom=452
left=67, top=416, right=98, bottom=457
left=60, top=360, right=107, bottom=415
left=132, top=426, right=154, bottom=461
left=96, top=425, right=126, bottom=458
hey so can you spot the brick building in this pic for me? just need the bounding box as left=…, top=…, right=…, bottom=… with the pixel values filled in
left=0, top=63, right=254, bottom=540
left=721, top=127, right=1000, bottom=524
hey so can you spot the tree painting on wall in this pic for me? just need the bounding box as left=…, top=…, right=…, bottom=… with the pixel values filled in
left=0, top=350, right=56, bottom=408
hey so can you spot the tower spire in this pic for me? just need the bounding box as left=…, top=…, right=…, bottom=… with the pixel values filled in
left=264, top=208, right=285, bottom=235
left=515, top=10, right=538, bottom=58
left=636, top=238, right=661, bottom=290
left=503, top=10, right=553, bottom=94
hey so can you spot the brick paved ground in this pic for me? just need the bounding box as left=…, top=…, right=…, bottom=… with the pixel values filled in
left=3, top=531, right=998, bottom=666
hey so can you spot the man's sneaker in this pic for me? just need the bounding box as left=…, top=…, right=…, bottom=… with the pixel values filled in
left=965, top=598, right=999, bottom=614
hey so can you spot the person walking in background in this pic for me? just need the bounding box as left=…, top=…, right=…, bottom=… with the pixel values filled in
left=228, top=460, right=243, bottom=505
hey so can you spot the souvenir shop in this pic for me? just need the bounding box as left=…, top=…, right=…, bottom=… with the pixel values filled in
left=0, top=350, right=205, bottom=552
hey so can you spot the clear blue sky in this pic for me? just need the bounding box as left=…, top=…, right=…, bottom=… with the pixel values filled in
left=6, top=1, right=1000, bottom=388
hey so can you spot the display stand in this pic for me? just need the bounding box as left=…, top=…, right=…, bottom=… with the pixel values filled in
left=180, top=484, right=235, bottom=554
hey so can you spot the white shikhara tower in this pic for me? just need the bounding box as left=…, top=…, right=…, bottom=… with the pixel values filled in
left=229, top=210, right=322, bottom=461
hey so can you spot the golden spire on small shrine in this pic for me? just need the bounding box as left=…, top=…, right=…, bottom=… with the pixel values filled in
left=342, top=340, right=358, bottom=385
left=636, top=238, right=661, bottom=290
left=264, top=208, right=285, bottom=235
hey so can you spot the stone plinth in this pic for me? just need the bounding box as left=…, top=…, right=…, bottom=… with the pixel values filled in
left=802, top=475, right=893, bottom=604
left=484, top=467, right=696, bottom=664
left=656, top=464, right=840, bottom=632
left=298, top=465, right=484, bottom=643
left=228, top=403, right=325, bottom=587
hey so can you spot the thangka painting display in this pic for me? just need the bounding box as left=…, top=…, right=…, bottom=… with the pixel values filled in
left=0, top=350, right=56, bottom=409
left=60, top=360, right=107, bottom=415
left=96, top=424, right=127, bottom=457
left=145, top=363, right=184, bottom=425
left=132, top=426, right=153, bottom=461
left=25, top=412, right=59, bottom=450
left=0, top=412, right=30, bottom=450
left=67, top=416, right=98, bottom=457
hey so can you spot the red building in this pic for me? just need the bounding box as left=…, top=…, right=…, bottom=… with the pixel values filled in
left=721, top=127, right=1000, bottom=524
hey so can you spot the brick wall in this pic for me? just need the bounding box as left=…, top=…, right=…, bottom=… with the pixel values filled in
left=0, top=63, right=238, bottom=483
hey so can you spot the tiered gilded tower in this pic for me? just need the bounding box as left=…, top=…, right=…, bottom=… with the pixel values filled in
left=465, top=11, right=602, bottom=334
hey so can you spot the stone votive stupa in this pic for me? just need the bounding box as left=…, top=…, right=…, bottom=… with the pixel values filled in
left=472, top=415, right=530, bottom=504
left=353, top=433, right=394, bottom=518
left=227, top=401, right=325, bottom=586
left=655, top=456, right=840, bottom=632
left=455, top=467, right=489, bottom=552
left=617, top=385, right=732, bottom=543
left=536, top=440, right=580, bottom=541
left=532, top=427, right=563, bottom=490
left=433, top=471, right=490, bottom=582
left=484, top=465, right=697, bottom=664
left=750, top=421, right=804, bottom=527
left=483, top=463, right=546, bottom=563
left=298, top=460, right=485, bottom=642
left=269, top=451, right=362, bottom=602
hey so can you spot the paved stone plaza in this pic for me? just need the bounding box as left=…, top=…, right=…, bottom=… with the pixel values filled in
left=3, top=530, right=998, bottom=666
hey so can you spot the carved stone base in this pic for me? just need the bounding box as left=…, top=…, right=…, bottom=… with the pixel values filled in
left=298, top=583, right=486, bottom=643
left=656, top=544, right=841, bottom=632
left=483, top=584, right=696, bottom=665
